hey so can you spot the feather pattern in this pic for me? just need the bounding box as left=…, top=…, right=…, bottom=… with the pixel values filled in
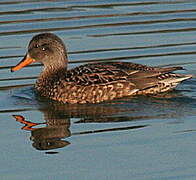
left=35, top=62, right=192, bottom=104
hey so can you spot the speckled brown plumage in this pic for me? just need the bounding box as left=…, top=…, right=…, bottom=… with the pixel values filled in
left=11, top=33, right=192, bottom=104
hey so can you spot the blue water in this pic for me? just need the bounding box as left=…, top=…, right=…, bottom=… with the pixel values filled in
left=0, top=0, right=196, bottom=180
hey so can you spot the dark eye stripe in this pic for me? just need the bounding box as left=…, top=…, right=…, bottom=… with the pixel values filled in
left=42, top=43, right=49, bottom=47
left=34, top=43, right=48, bottom=49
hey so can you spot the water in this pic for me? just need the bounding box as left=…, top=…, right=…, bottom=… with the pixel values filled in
left=0, top=0, right=196, bottom=179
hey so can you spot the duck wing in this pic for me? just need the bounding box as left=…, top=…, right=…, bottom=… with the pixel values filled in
left=65, top=62, right=184, bottom=87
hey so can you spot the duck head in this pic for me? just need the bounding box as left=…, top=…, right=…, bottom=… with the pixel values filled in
left=11, top=33, right=68, bottom=72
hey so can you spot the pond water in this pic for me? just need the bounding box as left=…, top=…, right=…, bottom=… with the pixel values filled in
left=1, top=0, right=196, bottom=179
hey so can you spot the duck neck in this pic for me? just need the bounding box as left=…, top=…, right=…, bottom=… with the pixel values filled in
left=35, top=63, right=67, bottom=94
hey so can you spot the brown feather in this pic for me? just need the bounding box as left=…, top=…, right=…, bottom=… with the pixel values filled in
left=35, top=62, right=191, bottom=103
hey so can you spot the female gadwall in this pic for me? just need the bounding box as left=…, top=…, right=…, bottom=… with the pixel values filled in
left=11, top=33, right=192, bottom=103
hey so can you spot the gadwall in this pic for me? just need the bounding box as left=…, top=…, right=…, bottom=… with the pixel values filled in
left=11, top=33, right=192, bottom=103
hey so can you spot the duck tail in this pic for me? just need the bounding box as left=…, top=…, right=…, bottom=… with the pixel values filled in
left=174, top=74, right=193, bottom=82
left=158, top=66, right=184, bottom=73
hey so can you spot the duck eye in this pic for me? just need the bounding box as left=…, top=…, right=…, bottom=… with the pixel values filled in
left=41, top=43, right=49, bottom=51
left=35, top=44, right=39, bottom=48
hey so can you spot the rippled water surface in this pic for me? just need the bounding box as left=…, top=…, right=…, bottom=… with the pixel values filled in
left=1, top=0, right=196, bottom=180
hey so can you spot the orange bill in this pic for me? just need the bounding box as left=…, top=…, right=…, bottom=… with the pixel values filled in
left=11, top=54, right=35, bottom=72
left=12, top=115, right=40, bottom=131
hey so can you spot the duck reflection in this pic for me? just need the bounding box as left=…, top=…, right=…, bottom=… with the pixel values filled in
left=12, top=97, right=150, bottom=151
left=12, top=89, right=196, bottom=152
left=13, top=114, right=70, bottom=151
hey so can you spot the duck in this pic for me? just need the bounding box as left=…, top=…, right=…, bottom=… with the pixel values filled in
left=11, top=33, right=192, bottom=104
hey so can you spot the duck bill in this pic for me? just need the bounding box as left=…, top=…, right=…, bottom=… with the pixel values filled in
left=11, top=54, right=35, bottom=72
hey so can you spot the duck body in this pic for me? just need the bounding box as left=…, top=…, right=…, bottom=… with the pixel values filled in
left=35, top=61, right=190, bottom=104
left=11, top=33, right=192, bottom=104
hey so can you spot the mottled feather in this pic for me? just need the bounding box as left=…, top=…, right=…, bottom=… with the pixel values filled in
left=35, top=62, right=191, bottom=104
